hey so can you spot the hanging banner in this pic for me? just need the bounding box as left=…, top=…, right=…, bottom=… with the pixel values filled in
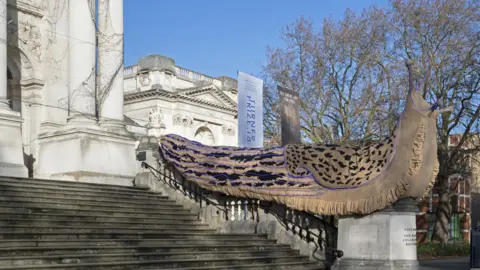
left=237, top=71, right=264, bottom=148
left=278, top=85, right=301, bottom=146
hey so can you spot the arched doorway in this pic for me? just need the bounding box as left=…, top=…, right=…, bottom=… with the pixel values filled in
left=7, top=64, right=21, bottom=113
left=194, top=127, right=215, bottom=146
left=6, top=56, right=33, bottom=177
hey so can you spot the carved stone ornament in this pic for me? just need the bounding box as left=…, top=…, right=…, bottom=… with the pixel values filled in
left=173, top=114, right=193, bottom=127
left=222, top=124, right=236, bottom=136
left=20, top=22, right=42, bottom=61
left=138, top=72, right=151, bottom=86
left=148, top=107, right=165, bottom=128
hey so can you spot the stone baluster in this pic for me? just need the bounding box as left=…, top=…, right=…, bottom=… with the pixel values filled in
left=67, top=0, right=97, bottom=124
left=97, top=0, right=125, bottom=130
left=237, top=200, right=242, bottom=221
left=229, top=201, right=235, bottom=221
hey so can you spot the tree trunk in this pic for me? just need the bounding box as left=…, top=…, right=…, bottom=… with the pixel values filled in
left=431, top=177, right=451, bottom=243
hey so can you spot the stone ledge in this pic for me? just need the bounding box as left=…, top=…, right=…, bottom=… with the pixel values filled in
left=0, top=162, right=28, bottom=178
left=38, top=125, right=136, bottom=142
left=37, top=127, right=137, bottom=186
left=0, top=111, right=23, bottom=124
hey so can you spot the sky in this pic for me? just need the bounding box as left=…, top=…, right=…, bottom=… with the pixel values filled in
left=124, top=0, right=390, bottom=79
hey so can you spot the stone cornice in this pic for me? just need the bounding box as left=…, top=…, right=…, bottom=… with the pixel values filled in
left=8, top=0, right=45, bottom=18
left=177, top=84, right=237, bottom=108
left=124, top=88, right=237, bottom=113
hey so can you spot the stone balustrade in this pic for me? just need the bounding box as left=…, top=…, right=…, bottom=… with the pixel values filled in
left=174, top=66, right=216, bottom=83
left=122, top=64, right=219, bottom=84
left=176, top=67, right=191, bottom=78
left=134, top=156, right=339, bottom=267
left=123, top=65, right=137, bottom=77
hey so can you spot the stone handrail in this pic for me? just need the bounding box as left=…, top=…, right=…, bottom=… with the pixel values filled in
left=138, top=160, right=343, bottom=268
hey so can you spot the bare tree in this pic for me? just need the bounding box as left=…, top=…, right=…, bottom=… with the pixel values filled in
left=263, top=0, right=480, bottom=243
left=263, top=10, right=401, bottom=145
left=391, top=0, right=480, bottom=243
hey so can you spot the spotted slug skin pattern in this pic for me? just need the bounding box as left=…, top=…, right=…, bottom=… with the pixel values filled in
left=285, top=135, right=396, bottom=189
left=159, top=133, right=396, bottom=194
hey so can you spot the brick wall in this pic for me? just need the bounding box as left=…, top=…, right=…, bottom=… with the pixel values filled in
left=416, top=176, right=471, bottom=243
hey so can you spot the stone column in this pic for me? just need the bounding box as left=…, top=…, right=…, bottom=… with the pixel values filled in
left=0, top=0, right=8, bottom=110
left=0, top=0, right=28, bottom=177
left=97, top=0, right=125, bottom=130
left=67, top=0, right=97, bottom=124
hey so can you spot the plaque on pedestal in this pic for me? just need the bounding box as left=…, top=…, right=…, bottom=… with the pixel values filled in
left=333, top=198, right=419, bottom=270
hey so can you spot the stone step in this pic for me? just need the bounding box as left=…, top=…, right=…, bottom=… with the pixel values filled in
left=0, top=243, right=290, bottom=256
left=0, top=203, right=195, bottom=217
left=0, top=177, right=321, bottom=269
left=0, top=207, right=197, bottom=219
left=0, top=232, right=267, bottom=241
left=0, top=255, right=313, bottom=269
left=0, top=182, right=162, bottom=198
left=0, top=212, right=199, bottom=223
left=159, top=262, right=322, bottom=270
left=0, top=219, right=209, bottom=229
left=0, top=177, right=146, bottom=191
left=0, top=196, right=181, bottom=210
left=0, top=238, right=275, bottom=249
left=0, top=226, right=217, bottom=234
left=0, top=250, right=302, bottom=266
left=0, top=215, right=201, bottom=225
left=0, top=189, right=174, bottom=204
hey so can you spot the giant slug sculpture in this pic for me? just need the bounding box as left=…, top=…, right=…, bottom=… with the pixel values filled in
left=159, top=61, right=453, bottom=216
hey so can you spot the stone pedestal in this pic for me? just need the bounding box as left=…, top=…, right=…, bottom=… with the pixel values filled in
left=333, top=198, right=419, bottom=270
left=0, top=111, right=28, bottom=177
left=36, top=126, right=137, bottom=186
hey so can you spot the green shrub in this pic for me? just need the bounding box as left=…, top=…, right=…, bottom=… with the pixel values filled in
left=417, top=241, right=470, bottom=258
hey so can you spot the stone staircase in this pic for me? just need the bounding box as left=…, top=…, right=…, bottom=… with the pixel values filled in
left=0, top=177, right=321, bottom=269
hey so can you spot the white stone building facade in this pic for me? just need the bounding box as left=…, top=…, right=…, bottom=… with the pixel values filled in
left=123, top=54, right=238, bottom=147
left=0, top=0, right=238, bottom=184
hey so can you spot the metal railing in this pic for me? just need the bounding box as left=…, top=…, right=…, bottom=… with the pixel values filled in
left=141, top=161, right=343, bottom=266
